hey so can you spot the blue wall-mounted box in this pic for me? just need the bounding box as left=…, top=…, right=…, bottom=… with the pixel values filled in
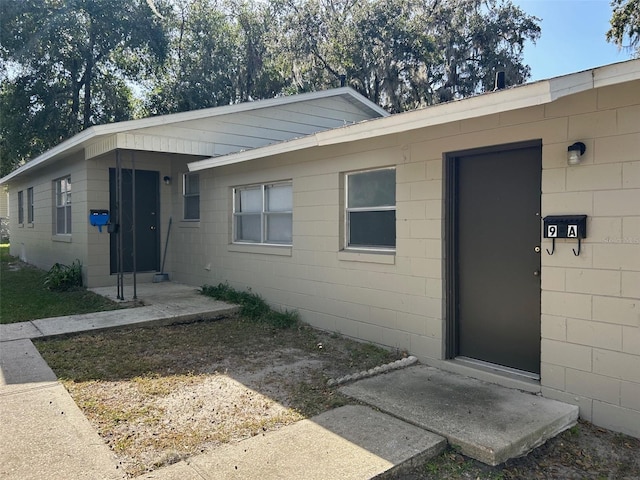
left=89, top=210, right=110, bottom=232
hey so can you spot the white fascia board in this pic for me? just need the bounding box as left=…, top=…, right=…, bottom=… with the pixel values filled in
left=310, top=60, right=640, bottom=147
left=317, top=81, right=556, bottom=146
left=1, top=87, right=383, bottom=184
left=187, top=59, right=640, bottom=172
left=593, top=58, right=640, bottom=88
left=0, top=129, right=97, bottom=184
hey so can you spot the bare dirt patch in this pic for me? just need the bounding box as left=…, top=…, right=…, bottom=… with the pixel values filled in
left=35, top=316, right=640, bottom=479
left=391, top=417, right=640, bottom=480
left=35, top=317, right=401, bottom=477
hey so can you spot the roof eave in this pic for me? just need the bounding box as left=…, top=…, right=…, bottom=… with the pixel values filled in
left=187, top=59, right=640, bottom=172
left=0, top=87, right=384, bottom=184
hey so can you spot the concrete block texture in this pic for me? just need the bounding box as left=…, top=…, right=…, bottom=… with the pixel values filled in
left=594, top=189, right=640, bottom=216
left=595, top=133, right=640, bottom=164
left=566, top=163, right=622, bottom=191
left=542, top=339, right=592, bottom=372
left=593, top=401, right=640, bottom=438
left=597, top=81, right=640, bottom=110
left=541, top=291, right=592, bottom=320
left=621, top=381, right=640, bottom=411
left=565, top=268, right=620, bottom=296
left=623, top=161, right=640, bottom=188
left=566, top=318, right=622, bottom=350
left=592, top=296, right=640, bottom=326
left=592, top=243, right=640, bottom=271
left=622, top=325, right=640, bottom=354
left=541, top=315, right=567, bottom=341
left=565, top=368, right=621, bottom=405
left=593, top=348, right=640, bottom=383
left=568, top=109, right=618, bottom=139
left=617, top=104, right=640, bottom=135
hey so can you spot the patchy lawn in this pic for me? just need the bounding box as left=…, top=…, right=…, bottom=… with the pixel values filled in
left=0, top=245, right=121, bottom=324
left=34, top=316, right=640, bottom=479
left=34, top=317, right=402, bottom=477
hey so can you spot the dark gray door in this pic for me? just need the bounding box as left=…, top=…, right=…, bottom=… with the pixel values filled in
left=109, top=169, right=160, bottom=274
left=453, top=145, right=541, bottom=374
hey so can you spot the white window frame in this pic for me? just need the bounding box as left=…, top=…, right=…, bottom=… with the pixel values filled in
left=17, top=190, right=24, bottom=224
left=183, top=173, right=200, bottom=221
left=54, top=176, right=72, bottom=235
left=233, top=181, right=293, bottom=245
left=27, top=187, right=34, bottom=224
left=345, top=167, right=396, bottom=251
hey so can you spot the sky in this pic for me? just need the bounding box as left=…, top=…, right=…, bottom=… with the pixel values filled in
left=512, top=0, right=633, bottom=81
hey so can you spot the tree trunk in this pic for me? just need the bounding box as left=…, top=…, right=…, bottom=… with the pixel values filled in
left=83, top=21, right=96, bottom=129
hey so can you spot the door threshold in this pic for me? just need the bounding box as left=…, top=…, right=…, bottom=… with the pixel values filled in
left=456, top=357, right=540, bottom=381
left=429, top=357, right=541, bottom=394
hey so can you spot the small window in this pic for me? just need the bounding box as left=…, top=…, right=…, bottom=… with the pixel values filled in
left=27, top=187, right=34, bottom=223
left=55, top=176, right=72, bottom=234
left=183, top=173, right=200, bottom=220
left=346, top=167, right=396, bottom=249
left=233, top=181, right=292, bottom=245
left=17, top=190, right=24, bottom=224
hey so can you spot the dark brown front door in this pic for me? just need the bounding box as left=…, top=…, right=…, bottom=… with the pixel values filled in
left=449, top=143, right=542, bottom=375
left=109, top=168, right=160, bottom=274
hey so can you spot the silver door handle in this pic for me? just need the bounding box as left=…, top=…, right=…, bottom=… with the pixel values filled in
left=533, top=271, right=540, bottom=276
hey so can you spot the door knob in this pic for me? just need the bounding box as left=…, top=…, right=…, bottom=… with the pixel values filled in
left=150, top=226, right=156, bottom=230
left=534, top=246, right=541, bottom=253
left=533, top=270, right=540, bottom=276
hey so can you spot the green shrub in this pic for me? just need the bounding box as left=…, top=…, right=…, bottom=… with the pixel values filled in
left=201, top=283, right=298, bottom=329
left=43, top=260, right=83, bottom=291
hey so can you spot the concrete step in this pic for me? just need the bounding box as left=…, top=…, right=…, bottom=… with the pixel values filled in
left=340, top=365, right=579, bottom=466
left=138, top=405, right=447, bottom=479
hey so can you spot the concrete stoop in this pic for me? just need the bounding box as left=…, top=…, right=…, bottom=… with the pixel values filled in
left=137, top=405, right=446, bottom=480
left=340, top=364, right=580, bottom=466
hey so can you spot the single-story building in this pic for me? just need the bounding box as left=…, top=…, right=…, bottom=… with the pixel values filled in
left=2, top=59, right=639, bottom=438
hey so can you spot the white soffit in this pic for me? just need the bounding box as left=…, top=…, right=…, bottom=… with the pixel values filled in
left=188, top=59, right=640, bottom=172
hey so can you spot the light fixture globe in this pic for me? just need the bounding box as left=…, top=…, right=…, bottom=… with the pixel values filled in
left=567, top=142, right=586, bottom=165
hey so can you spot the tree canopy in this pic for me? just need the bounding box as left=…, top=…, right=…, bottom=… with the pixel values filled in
left=8, top=0, right=636, bottom=176
left=607, top=0, right=640, bottom=57
left=0, top=0, right=168, bottom=175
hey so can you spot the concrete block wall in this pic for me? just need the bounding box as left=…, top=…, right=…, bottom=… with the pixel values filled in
left=7, top=152, right=90, bottom=275
left=84, top=150, right=175, bottom=287
left=538, top=81, right=640, bottom=437
left=171, top=80, right=640, bottom=438
left=170, top=137, right=446, bottom=360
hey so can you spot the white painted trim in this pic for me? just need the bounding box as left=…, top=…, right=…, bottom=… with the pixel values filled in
left=1, top=88, right=386, bottom=184
left=187, top=59, right=640, bottom=172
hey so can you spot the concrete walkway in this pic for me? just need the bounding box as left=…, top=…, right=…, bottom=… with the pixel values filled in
left=0, top=282, right=578, bottom=479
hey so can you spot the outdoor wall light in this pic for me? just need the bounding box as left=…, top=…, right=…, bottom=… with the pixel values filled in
left=163, top=176, right=171, bottom=185
left=567, top=142, right=586, bottom=165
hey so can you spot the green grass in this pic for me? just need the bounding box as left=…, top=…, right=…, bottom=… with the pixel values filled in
left=0, top=244, right=122, bottom=324
left=201, top=282, right=299, bottom=329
